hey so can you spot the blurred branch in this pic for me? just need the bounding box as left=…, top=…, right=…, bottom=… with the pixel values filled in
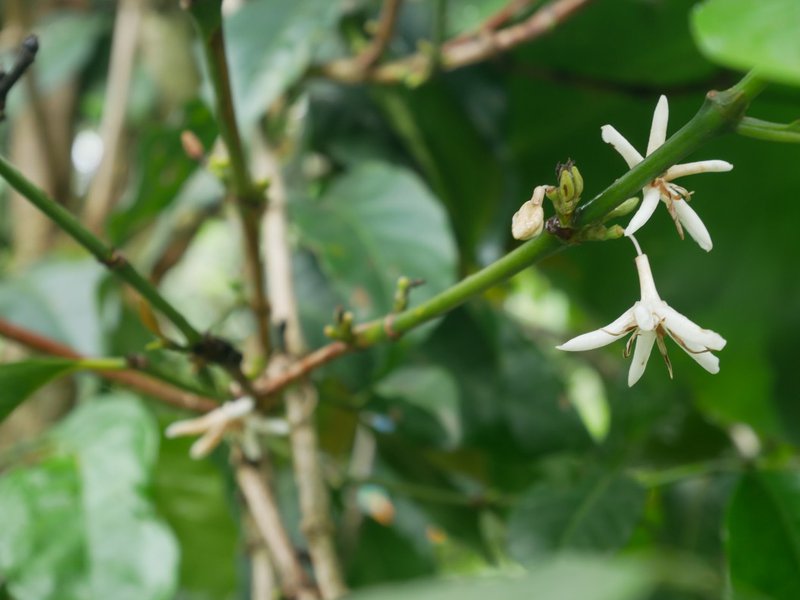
left=0, top=153, right=204, bottom=345
left=736, top=116, right=800, bottom=143
left=320, top=0, right=594, bottom=84
left=253, top=72, right=768, bottom=397
left=259, top=141, right=348, bottom=599
left=347, top=476, right=515, bottom=508
left=356, top=0, right=404, bottom=72
left=0, top=34, right=38, bottom=117
left=0, top=318, right=219, bottom=412
left=82, top=0, right=143, bottom=233
left=188, top=4, right=272, bottom=359
left=234, top=450, right=320, bottom=600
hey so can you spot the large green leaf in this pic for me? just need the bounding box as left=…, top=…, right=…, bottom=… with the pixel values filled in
left=0, top=396, right=178, bottom=600
left=726, top=471, right=800, bottom=600
left=0, top=359, right=78, bottom=423
left=153, top=425, right=239, bottom=597
left=692, top=0, right=800, bottom=87
left=508, top=470, right=645, bottom=561
left=350, top=556, right=653, bottom=600
left=225, top=0, right=340, bottom=127
left=293, top=161, right=458, bottom=321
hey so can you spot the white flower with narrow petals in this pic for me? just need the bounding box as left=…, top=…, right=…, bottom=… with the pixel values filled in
left=166, top=397, right=289, bottom=459
left=601, top=95, right=733, bottom=251
left=556, top=253, right=726, bottom=386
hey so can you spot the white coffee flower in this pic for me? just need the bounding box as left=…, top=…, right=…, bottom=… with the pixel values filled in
left=601, top=95, right=733, bottom=251
left=556, top=253, right=726, bottom=386
left=166, top=396, right=288, bottom=459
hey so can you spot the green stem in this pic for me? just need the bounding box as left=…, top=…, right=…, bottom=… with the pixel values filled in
left=203, top=30, right=256, bottom=197
left=352, top=71, right=767, bottom=347
left=0, top=155, right=203, bottom=344
left=630, top=458, right=741, bottom=488
left=736, top=116, right=800, bottom=143
left=192, top=9, right=272, bottom=358
left=76, top=357, right=128, bottom=371
left=355, top=233, right=562, bottom=345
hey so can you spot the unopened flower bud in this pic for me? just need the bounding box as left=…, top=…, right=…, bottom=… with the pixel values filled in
left=512, top=185, right=547, bottom=241
left=180, top=130, right=205, bottom=162
left=604, top=197, right=640, bottom=222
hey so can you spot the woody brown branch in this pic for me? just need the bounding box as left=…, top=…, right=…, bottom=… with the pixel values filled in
left=0, top=318, right=219, bottom=413
left=320, top=0, right=594, bottom=84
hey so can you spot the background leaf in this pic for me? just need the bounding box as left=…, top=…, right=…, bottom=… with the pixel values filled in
left=692, top=0, right=800, bottom=87
left=349, top=556, right=654, bottom=600
left=0, top=395, right=178, bottom=600
left=726, top=471, right=800, bottom=600
left=508, top=470, right=646, bottom=561
left=0, top=359, right=77, bottom=423
left=225, top=0, right=340, bottom=127
left=293, top=161, right=458, bottom=322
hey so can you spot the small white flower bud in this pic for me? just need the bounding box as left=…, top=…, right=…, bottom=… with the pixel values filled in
left=512, top=185, right=547, bottom=241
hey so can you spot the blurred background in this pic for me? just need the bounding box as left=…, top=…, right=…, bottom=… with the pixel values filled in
left=0, top=0, right=799, bottom=598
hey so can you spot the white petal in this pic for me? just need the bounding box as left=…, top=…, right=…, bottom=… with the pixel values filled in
left=628, top=331, right=656, bottom=386
left=633, top=302, right=656, bottom=332
left=646, top=95, right=669, bottom=156
left=220, top=396, right=255, bottom=419
left=634, top=254, right=661, bottom=304
left=166, top=413, right=217, bottom=438
left=601, top=125, right=644, bottom=168
left=659, top=304, right=727, bottom=351
left=664, top=160, right=733, bottom=181
left=685, top=349, right=720, bottom=374
left=557, top=307, right=636, bottom=351
left=672, top=199, right=712, bottom=251
left=189, top=421, right=228, bottom=459
left=624, top=186, right=661, bottom=237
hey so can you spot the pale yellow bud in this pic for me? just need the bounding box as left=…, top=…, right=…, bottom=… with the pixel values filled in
left=512, top=186, right=548, bottom=241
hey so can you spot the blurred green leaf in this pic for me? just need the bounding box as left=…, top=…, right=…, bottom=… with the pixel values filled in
left=225, top=0, right=340, bottom=127
left=0, top=395, right=178, bottom=600
left=294, top=161, right=458, bottom=321
left=726, top=471, right=800, bottom=600
left=373, top=84, right=502, bottom=260
left=375, top=366, right=461, bottom=448
left=348, top=519, right=436, bottom=588
left=692, top=0, right=800, bottom=86
left=153, top=426, right=239, bottom=598
left=349, top=556, right=653, bottom=600
left=0, top=258, right=105, bottom=355
left=508, top=470, right=645, bottom=561
left=109, top=101, right=216, bottom=243
left=0, top=359, right=77, bottom=423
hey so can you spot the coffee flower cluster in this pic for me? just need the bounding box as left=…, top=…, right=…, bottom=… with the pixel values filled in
left=515, top=96, right=729, bottom=386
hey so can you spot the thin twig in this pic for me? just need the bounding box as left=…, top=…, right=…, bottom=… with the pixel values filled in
left=259, top=141, right=347, bottom=599
left=197, top=15, right=272, bottom=359
left=356, top=0, right=404, bottom=72
left=0, top=318, right=219, bottom=412
left=0, top=153, right=203, bottom=344
left=253, top=341, right=348, bottom=399
left=321, top=0, right=595, bottom=84
left=235, top=451, right=319, bottom=600
left=83, top=0, right=143, bottom=232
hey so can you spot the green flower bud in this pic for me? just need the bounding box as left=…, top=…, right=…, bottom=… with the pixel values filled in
left=604, top=197, right=640, bottom=222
